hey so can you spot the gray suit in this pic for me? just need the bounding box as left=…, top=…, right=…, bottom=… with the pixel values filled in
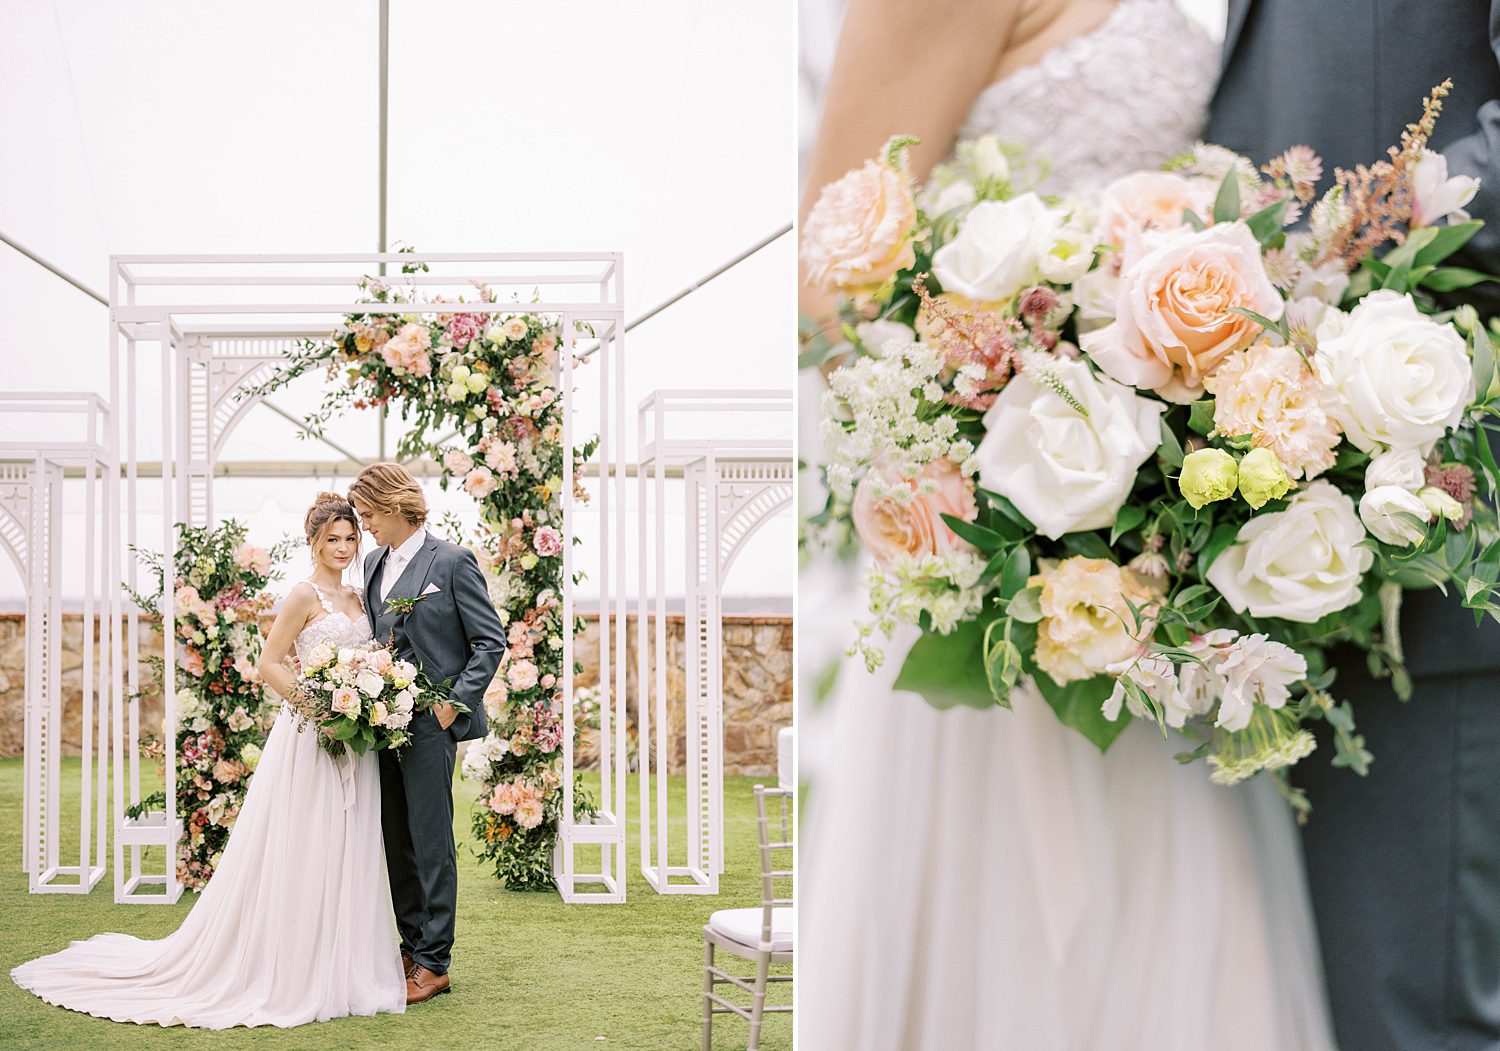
left=363, top=531, right=506, bottom=976
left=1211, top=4, right=1500, bottom=1048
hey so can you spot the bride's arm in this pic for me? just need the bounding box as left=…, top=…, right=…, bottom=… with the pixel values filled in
left=799, top=0, right=1023, bottom=340
left=256, top=583, right=318, bottom=704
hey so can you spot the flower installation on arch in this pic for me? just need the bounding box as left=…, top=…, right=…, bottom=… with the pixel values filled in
left=803, top=82, right=1500, bottom=815
left=125, top=521, right=292, bottom=889
left=253, top=263, right=596, bottom=889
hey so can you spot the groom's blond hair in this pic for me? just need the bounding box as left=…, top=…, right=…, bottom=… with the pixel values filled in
left=348, top=462, right=428, bottom=526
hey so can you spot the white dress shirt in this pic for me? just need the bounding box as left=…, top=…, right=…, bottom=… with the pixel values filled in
left=379, top=525, right=428, bottom=601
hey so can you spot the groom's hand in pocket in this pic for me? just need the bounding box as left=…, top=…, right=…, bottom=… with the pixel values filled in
left=433, top=702, right=458, bottom=730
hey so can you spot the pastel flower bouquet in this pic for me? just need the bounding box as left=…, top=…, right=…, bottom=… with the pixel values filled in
left=803, top=81, right=1500, bottom=808
left=290, top=637, right=460, bottom=757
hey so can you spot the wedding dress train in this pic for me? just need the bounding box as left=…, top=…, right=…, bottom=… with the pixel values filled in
left=11, top=582, right=406, bottom=1028
left=800, top=2, right=1340, bottom=1048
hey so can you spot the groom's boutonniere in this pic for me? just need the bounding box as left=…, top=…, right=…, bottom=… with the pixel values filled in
left=384, top=594, right=430, bottom=617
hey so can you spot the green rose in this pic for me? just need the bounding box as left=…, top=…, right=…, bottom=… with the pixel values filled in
left=1180, top=448, right=1238, bottom=509
left=1237, top=448, right=1292, bottom=510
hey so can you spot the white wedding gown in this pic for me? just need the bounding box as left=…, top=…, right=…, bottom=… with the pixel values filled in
left=11, top=582, right=406, bottom=1028
left=800, top=3, right=1340, bottom=1049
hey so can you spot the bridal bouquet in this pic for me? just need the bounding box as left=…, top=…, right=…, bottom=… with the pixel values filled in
left=803, top=82, right=1500, bottom=804
left=291, top=639, right=459, bottom=757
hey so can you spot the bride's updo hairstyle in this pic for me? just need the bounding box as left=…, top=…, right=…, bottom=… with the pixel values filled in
left=304, top=491, right=361, bottom=551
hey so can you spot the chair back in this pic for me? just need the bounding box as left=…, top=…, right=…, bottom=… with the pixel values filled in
left=753, top=784, right=793, bottom=951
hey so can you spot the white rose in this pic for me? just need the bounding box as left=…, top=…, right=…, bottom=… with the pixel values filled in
left=1364, top=448, right=1426, bottom=492
left=355, top=669, right=386, bottom=698
left=853, top=319, right=916, bottom=358
left=1315, top=290, right=1473, bottom=453
left=385, top=708, right=412, bottom=729
left=975, top=357, right=1164, bottom=539
left=461, top=748, right=491, bottom=782
left=932, top=194, right=1067, bottom=304
left=1359, top=486, right=1431, bottom=546
left=1410, top=148, right=1480, bottom=227
left=1208, top=481, right=1372, bottom=622
left=971, top=135, right=1010, bottom=183
left=337, top=647, right=357, bottom=667
left=305, top=642, right=335, bottom=670
left=392, top=660, right=418, bottom=686
left=393, top=689, right=415, bottom=714
left=372, top=700, right=389, bottom=725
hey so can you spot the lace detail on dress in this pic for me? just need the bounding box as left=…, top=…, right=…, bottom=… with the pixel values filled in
left=957, top=0, right=1219, bottom=195
left=294, top=582, right=373, bottom=668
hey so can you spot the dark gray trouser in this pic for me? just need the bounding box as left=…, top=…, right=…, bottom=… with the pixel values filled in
left=379, top=709, right=458, bottom=976
left=1297, top=588, right=1500, bottom=1051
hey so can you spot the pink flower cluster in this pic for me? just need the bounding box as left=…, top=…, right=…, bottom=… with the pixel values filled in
left=445, top=311, right=486, bottom=350
left=381, top=323, right=433, bottom=377
left=533, top=526, right=562, bottom=557
left=488, top=779, right=546, bottom=829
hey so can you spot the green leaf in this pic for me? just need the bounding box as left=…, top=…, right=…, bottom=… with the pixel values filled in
left=1006, top=585, right=1043, bottom=623
left=1032, top=671, right=1130, bottom=752
left=1212, top=170, right=1241, bottom=224
left=892, top=616, right=1000, bottom=710
left=982, top=620, right=1022, bottom=710
left=1158, top=417, right=1184, bottom=469
left=332, top=718, right=359, bottom=741
left=1414, top=220, right=1482, bottom=268
left=1198, top=522, right=1242, bottom=576
left=1182, top=208, right=1206, bottom=231
left=1422, top=266, right=1496, bottom=293
left=997, top=545, right=1032, bottom=600
left=940, top=513, right=1007, bottom=552
left=1187, top=398, right=1217, bottom=437
left=1229, top=305, right=1290, bottom=343
left=1471, top=326, right=1497, bottom=403
left=979, top=490, right=1037, bottom=536
left=1246, top=197, right=1289, bottom=243
left=1062, top=531, right=1112, bottom=560
left=1110, top=504, right=1148, bottom=545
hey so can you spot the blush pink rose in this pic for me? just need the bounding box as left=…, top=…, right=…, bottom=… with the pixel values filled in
left=331, top=687, right=361, bottom=717
left=463, top=466, right=498, bottom=498
left=802, top=157, right=917, bottom=301
left=380, top=323, right=433, bottom=377
left=232, top=543, right=272, bottom=576
left=533, top=526, right=562, bottom=557
left=366, top=649, right=394, bottom=674
left=489, top=782, right=519, bottom=815
left=851, top=458, right=977, bottom=567
left=507, top=660, right=540, bottom=691
left=443, top=448, right=474, bottom=475
left=1097, top=171, right=1215, bottom=259
left=180, top=647, right=205, bottom=678
left=1081, top=222, right=1284, bottom=403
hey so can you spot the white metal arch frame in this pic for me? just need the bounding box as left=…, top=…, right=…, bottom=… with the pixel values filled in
left=0, top=393, right=114, bottom=894
left=636, top=390, right=792, bottom=895
left=109, top=252, right=631, bottom=904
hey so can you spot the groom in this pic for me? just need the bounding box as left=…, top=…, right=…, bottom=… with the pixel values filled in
left=348, top=462, right=507, bottom=1005
left=1212, top=4, right=1500, bottom=1048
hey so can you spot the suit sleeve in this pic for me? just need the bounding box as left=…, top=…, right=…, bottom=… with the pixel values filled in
left=1432, top=1, right=1500, bottom=313
left=446, top=546, right=507, bottom=739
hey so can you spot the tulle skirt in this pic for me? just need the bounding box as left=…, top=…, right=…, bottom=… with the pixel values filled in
left=11, top=705, right=407, bottom=1029
left=800, top=625, right=1339, bottom=1051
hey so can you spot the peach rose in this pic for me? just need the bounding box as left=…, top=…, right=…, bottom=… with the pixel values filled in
left=1097, top=171, right=1215, bottom=259
left=380, top=322, right=433, bottom=377
left=367, top=648, right=394, bottom=674
left=802, top=157, right=917, bottom=301
left=1081, top=222, right=1283, bottom=403
left=851, top=458, right=977, bottom=566
left=489, top=782, right=519, bottom=815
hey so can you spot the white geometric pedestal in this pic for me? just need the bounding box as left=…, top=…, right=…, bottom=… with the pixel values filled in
left=635, top=390, right=792, bottom=895
left=0, top=393, right=114, bottom=894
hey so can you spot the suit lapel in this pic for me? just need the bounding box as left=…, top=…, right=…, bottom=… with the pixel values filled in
left=365, top=547, right=388, bottom=636
left=1213, top=0, right=1253, bottom=96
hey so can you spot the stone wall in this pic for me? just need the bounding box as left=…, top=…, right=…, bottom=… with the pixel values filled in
left=0, top=611, right=793, bottom=777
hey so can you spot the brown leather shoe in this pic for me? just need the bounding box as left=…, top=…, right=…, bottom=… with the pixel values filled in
left=400, top=952, right=417, bottom=978
left=405, top=965, right=450, bottom=1004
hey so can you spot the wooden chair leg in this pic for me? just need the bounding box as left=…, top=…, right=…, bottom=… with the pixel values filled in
left=747, top=953, right=771, bottom=1051
left=702, top=938, right=715, bottom=1051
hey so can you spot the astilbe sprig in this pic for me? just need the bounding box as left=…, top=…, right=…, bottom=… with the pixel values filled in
left=1315, top=79, right=1453, bottom=269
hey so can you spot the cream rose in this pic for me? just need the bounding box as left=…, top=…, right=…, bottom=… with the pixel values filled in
left=1096, top=171, right=1214, bottom=255
left=802, top=157, right=917, bottom=300
left=1207, top=481, right=1372, bottom=622
left=975, top=357, right=1164, bottom=539
left=931, top=193, right=1067, bottom=304
left=1315, top=290, right=1473, bottom=453
left=851, top=458, right=977, bottom=566
left=355, top=669, right=385, bottom=698
left=1033, top=556, right=1159, bottom=685
left=1081, top=222, right=1284, bottom=403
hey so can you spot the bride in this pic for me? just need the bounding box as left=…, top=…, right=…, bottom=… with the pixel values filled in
left=799, top=1, right=1339, bottom=1048
left=11, top=493, right=406, bottom=1028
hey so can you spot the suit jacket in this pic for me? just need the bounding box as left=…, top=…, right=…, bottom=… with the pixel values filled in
left=1210, top=0, right=1500, bottom=675
left=363, top=532, right=505, bottom=742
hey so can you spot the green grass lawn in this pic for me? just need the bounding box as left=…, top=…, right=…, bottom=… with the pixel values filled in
left=0, top=758, right=790, bottom=1050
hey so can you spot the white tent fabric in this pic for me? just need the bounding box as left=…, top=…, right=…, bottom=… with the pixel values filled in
left=0, top=0, right=795, bottom=607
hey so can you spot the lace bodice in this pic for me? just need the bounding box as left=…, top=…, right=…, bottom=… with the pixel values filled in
left=957, top=0, right=1219, bottom=195
left=294, top=581, right=373, bottom=666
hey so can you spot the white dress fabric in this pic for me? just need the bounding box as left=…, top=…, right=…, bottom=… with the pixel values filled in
left=11, top=582, right=406, bottom=1029
left=800, top=4, right=1340, bottom=1049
